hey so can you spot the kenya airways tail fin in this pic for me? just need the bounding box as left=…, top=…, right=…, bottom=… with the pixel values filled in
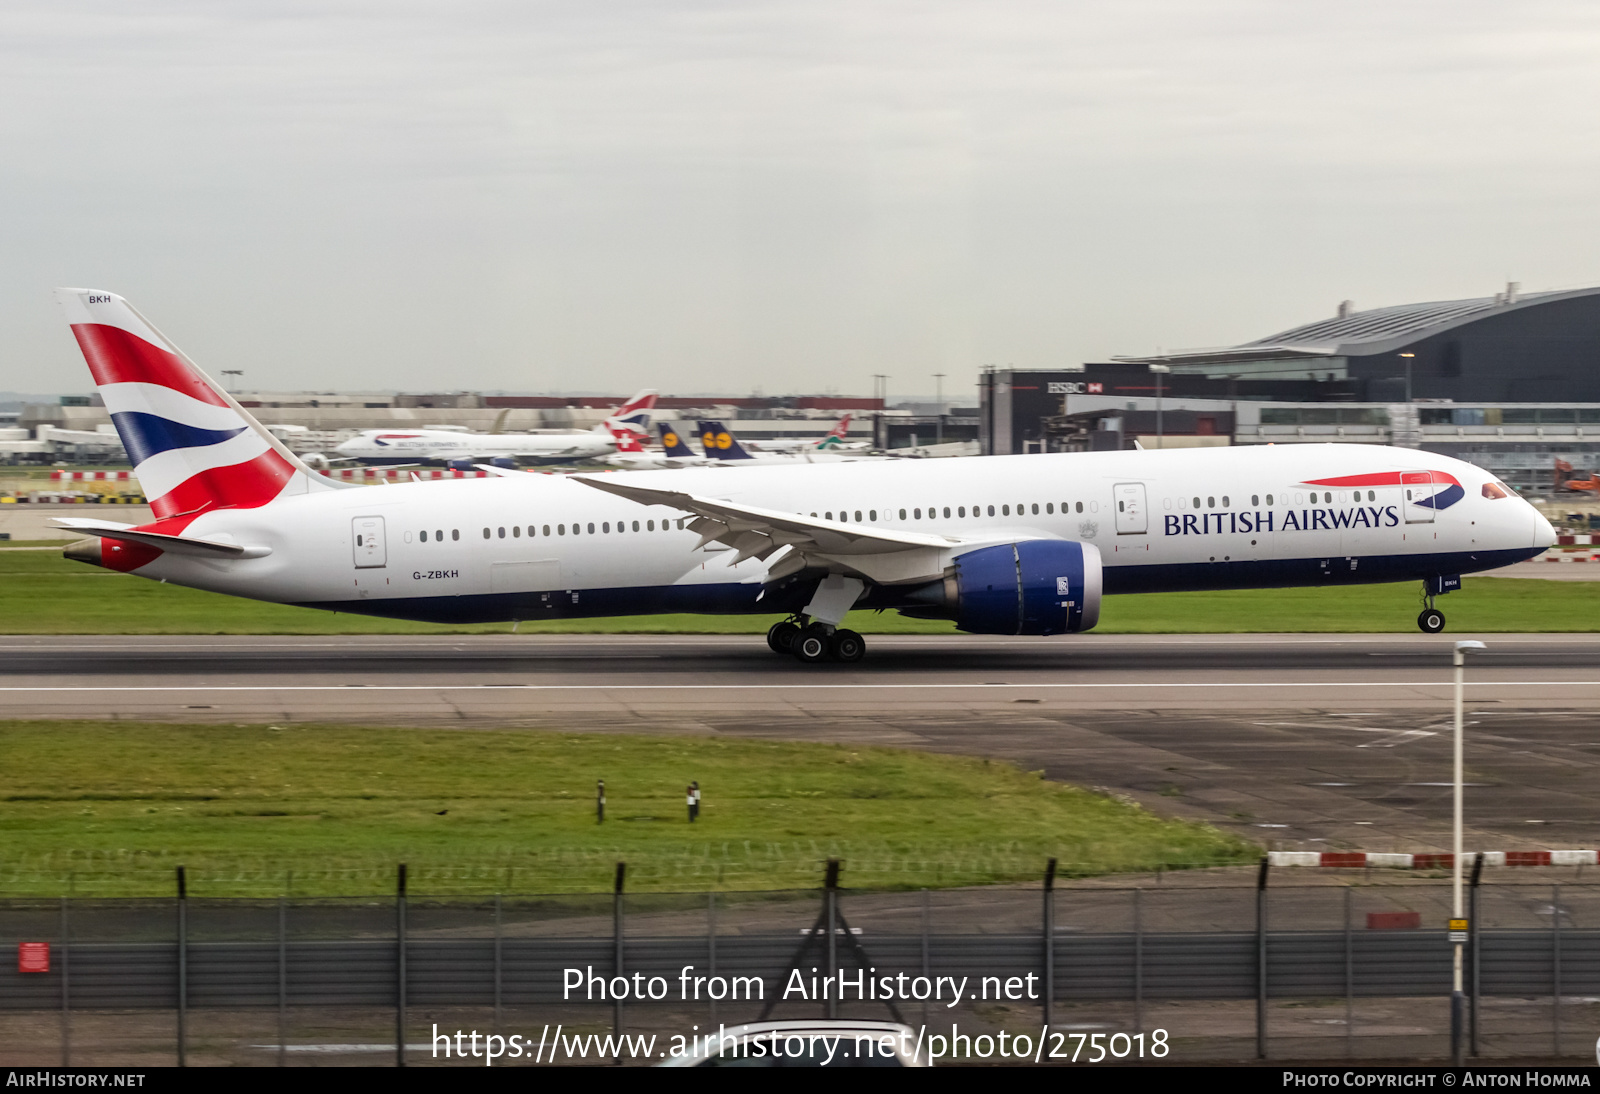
left=697, top=420, right=755, bottom=460
left=55, top=289, right=350, bottom=526
left=813, top=413, right=853, bottom=449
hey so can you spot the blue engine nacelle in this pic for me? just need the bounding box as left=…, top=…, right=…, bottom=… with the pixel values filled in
left=907, top=539, right=1102, bottom=635
left=447, top=458, right=475, bottom=472
left=489, top=456, right=517, bottom=469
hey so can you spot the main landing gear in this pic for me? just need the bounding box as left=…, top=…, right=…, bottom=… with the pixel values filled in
left=766, top=618, right=866, bottom=664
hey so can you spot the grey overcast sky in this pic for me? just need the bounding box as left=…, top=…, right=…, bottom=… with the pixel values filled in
left=5, top=1, right=1600, bottom=399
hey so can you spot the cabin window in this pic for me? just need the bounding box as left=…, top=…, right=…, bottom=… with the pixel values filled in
left=587, top=523, right=595, bottom=534
left=356, top=534, right=363, bottom=546
left=498, top=527, right=506, bottom=538
left=869, top=510, right=877, bottom=521
left=420, top=530, right=428, bottom=542
left=602, top=522, right=610, bottom=533
left=451, top=529, right=459, bottom=541
left=943, top=507, right=951, bottom=518
left=1075, top=502, right=1083, bottom=513
left=1367, top=490, right=1376, bottom=501
left=482, top=528, right=490, bottom=539
left=528, top=526, right=536, bottom=537
left=1251, top=495, right=1259, bottom=506
left=825, top=512, right=833, bottom=521
left=632, top=521, right=641, bottom=531
left=914, top=508, right=922, bottom=519
left=1002, top=505, right=1010, bottom=516
left=1222, top=496, right=1229, bottom=507
left=1265, top=495, right=1273, bottom=506
left=646, top=520, right=655, bottom=531
left=855, top=510, right=863, bottom=522
left=1206, top=497, right=1214, bottom=509
left=512, top=526, right=521, bottom=537
left=1192, top=497, right=1200, bottom=509
left=1031, top=503, right=1039, bottom=515
left=1046, top=503, right=1054, bottom=514
left=542, top=525, right=550, bottom=537
left=558, top=524, right=566, bottom=535
left=899, top=509, right=907, bottom=520
left=958, top=506, right=966, bottom=517
left=404, top=531, right=412, bottom=543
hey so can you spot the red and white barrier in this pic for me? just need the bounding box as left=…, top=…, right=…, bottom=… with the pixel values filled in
left=1268, top=850, right=1599, bottom=868
left=316, top=468, right=492, bottom=482
left=50, top=471, right=134, bottom=482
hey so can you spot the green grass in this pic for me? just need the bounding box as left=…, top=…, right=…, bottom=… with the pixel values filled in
left=0, top=547, right=1591, bottom=632
left=0, top=721, right=1250, bottom=896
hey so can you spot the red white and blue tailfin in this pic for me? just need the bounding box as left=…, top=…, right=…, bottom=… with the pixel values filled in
left=599, top=388, right=658, bottom=438
left=55, top=289, right=347, bottom=528
left=812, top=413, right=853, bottom=449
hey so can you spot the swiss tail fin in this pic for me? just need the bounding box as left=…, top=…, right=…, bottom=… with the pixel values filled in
left=813, top=413, right=853, bottom=448
left=697, top=419, right=755, bottom=460
left=55, top=289, right=349, bottom=526
left=658, top=422, right=697, bottom=457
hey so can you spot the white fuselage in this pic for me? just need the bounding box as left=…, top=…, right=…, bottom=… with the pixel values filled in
left=334, top=428, right=616, bottom=464
left=118, top=444, right=1552, bottom=624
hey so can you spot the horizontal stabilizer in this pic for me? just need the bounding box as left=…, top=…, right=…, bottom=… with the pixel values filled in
left=51, top=517, right=270, bottom=558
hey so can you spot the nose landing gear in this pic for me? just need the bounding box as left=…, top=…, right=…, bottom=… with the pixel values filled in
left=1416, top=575, right=1459, bottom=633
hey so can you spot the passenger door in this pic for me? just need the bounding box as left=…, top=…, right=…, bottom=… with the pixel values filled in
left=352, top=516, right=386, bottom=568
left=1114, top=483, right=1147, bottom=534
left=1402, top=471, right=1438, bottom=524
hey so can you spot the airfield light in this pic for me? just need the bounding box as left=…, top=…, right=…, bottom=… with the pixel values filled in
left=1451, top=639, right=1487, bottom=1066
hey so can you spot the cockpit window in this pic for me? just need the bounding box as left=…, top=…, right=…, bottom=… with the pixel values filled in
left=1481, top=481, right=1510, bottom=500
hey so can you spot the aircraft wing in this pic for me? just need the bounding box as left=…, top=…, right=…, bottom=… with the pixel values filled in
left=573, top=476, right=966, bottom=585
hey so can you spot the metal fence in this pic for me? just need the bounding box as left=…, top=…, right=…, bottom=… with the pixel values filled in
left=1, top=867, right=1597, bottom=1065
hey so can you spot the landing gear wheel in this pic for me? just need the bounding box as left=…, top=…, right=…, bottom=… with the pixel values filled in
left=829, top=629, right=866, bottom=663
left=767, top=621, right=800, bottom=654
left=1418, top=608, right=1446, bottom=634
left=793, top=626, right=832, bottom=663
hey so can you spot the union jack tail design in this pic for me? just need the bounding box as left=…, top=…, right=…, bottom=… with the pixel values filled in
left=55, top=289, right=341, bottom=530
left=601, top=388, right=658, bottom=439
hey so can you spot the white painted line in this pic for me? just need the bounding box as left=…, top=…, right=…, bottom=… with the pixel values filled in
left=0, top=680, right=1595, bottom=693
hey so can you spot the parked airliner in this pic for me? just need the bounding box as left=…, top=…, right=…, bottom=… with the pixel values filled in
left=329, top=390, right=657, bottom=467
left=53, top=290, right=1554, bottom=663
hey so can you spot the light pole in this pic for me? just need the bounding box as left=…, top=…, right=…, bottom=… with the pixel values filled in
left=932, top=373, right=946, bottom=445
left=1451, top=639, right=1486, bottom=1066
left=1399, top=352, right=1416, bottom=403
left=1149, top=365, right=1170, bottom=449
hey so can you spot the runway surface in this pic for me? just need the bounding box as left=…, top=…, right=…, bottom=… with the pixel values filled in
left=8, top=632, right=1600, bottom=855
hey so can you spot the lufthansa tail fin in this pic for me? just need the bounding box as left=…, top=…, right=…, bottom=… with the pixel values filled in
left=55, top=289, right=351, bottom=527
left=697, top=420, right=755, bottom=460
left=658, top=422, right=697, bottom=458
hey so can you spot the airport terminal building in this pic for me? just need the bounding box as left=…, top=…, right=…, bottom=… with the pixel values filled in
left=981, top=284, right=1600, bottom=490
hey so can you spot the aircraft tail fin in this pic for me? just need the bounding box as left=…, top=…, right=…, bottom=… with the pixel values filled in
left=813, top=413, right=853, bottom=448
left=658, top=422, right=697, bottom=457
left=54, top=288, right=349, bottom=528
left=600, top=388, right=657, bottom=436
left=698, top=419, right=755, bottom=460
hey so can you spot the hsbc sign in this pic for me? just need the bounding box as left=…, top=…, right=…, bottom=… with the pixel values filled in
left=1047, top=382, right=1103, bottom=394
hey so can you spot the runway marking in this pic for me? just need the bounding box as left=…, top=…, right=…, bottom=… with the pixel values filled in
left=0, top=680, right=1598, bottom=693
